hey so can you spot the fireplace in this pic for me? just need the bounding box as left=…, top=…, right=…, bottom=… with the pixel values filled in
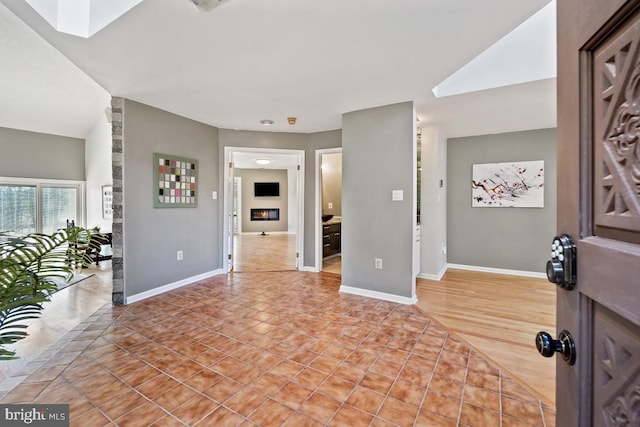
left=250, top=208, right=280, bottom=221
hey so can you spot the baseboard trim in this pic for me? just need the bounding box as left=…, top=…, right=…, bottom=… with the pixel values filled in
left=339, top=285, right=417, bottom=305
left=446, top=263, right=546, bottom=279
left=417, top=264, right=448, bottom=281
left=126, top=269, right=226, bottom=304
left=301, top=266, right=320, bottom=273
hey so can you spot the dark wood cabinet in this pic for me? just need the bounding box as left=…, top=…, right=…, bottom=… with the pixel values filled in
left=322, top=222, right=341, bottom=258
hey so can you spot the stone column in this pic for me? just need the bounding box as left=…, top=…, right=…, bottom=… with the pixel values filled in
left=111, top=97, right=124, bottom=305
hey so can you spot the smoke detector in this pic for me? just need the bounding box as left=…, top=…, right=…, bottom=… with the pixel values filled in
left=190, top=0, right=231, bottom=12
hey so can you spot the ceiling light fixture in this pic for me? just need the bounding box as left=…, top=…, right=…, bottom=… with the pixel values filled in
left=190, top=0, right=232, bottom=12
left=260, top=119, right=274, bottom=125
left=255, top=159, right=272, bottom=165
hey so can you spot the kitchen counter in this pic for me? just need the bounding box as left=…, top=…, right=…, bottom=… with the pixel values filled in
left=323, top=216, right=341, bottom=225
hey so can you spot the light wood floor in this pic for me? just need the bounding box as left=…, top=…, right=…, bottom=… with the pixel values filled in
left=416, top=269, right=556, bottom=408
left=322, top=255, right=342, bottom=274
left=233, top=233, right=297, bottom=272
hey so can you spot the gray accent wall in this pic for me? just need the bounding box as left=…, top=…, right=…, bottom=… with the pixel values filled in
left=122, top=100, right=220, bottom=298
left=235, top=168, right=288, bottom=233
left=0, top=126, right=85, bottom=180
left=342, top=101, right=416, bottom=298
left=447, top=128, right=557, bottom=273
left=219, top=129, right=341, bottom=267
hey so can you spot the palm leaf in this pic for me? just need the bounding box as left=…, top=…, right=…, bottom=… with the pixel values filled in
left=0, top=227, right=98, bottom=360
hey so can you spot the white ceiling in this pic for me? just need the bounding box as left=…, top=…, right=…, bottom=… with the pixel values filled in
left=0, top=0, right=555, bottom=140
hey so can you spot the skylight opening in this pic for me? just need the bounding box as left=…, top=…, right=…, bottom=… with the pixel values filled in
left=432, top=0, right=556, bottom=98
left=25, top=0, right=144, bottom=38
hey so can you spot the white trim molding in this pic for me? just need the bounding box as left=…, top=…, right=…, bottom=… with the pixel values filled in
left=339, top=285, right=417, bottom=305
left=126, top=269, right=226, bottom=304
left=417, top=264, right=448, bottom=281
left=446, top=263, right=546, bottom=279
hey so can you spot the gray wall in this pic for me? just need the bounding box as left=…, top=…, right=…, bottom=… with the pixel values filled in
left=219, top=129, right=341, bottom=267
left=122, top=100, right=219, bottom=298
left=342, top=102, right=416, bottom=298
left=235, top=168, right=288, bottom=233
left=321, top=152, right=342, bottom=216
left=447, top=128, right=557, bottom=273
left=0, top=126, right=85, bottom=180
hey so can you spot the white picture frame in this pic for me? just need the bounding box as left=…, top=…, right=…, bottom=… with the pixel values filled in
left=102, top=185, right=113, bottom=219
left=472, top=161, right=544, bottom=208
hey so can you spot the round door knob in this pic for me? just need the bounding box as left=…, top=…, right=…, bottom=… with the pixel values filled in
left=546, top=260, right=564, bottom=285
left=536, top=330, right=576, bottom=365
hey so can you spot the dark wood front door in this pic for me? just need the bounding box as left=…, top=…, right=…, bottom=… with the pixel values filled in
left=557, top=0, right=640, bottom=425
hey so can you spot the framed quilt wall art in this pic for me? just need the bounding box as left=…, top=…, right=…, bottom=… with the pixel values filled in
left=153, top=152, right=198, bottom=208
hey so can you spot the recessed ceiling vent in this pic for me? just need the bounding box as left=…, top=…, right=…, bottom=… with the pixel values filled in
left=190, top=0, right=232, bottom=12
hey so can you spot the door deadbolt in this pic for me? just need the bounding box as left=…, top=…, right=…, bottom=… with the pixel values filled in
left=536, top=330, right=576, bottom=366
left=546, top=234, right=576, bottom=290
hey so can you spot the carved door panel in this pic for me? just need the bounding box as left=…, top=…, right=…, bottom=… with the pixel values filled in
left=557, top=1, right=640, bottom=426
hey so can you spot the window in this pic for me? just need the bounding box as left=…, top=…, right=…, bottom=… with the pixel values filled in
left=0, top=185, right=37, bottom=235
left=42, top=186, right=78, bottom=234
left=0, top=178, right=84, bottom=237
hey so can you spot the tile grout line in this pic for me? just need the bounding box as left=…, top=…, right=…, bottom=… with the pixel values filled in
left=455, top=346, right=472, bottom=427
left=0, top=306, right=112, bottom=401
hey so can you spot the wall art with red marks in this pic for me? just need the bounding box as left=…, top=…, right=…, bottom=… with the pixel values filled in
left=471, top=160, right=544, bottom=208
left=153, top=153, right=198, bottom=208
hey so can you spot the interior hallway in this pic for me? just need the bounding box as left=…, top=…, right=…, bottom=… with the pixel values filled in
left=0, top=270, right=554, bottom=426
left=233, top=234, right=297, bottom=272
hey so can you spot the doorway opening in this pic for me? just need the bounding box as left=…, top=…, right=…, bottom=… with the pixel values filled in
left=316, top=148, right=342, bottom=274
left=223, top=147, right=304, bottom=273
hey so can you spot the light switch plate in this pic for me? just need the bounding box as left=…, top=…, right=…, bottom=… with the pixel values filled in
left=392, top=190, right=403, bottom=201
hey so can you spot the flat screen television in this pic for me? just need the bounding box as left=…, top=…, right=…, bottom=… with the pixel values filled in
left=254, top=182, right=280, bottom=197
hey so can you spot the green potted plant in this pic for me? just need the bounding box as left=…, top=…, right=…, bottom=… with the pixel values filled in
left=0, top=227, right=99, bottom=360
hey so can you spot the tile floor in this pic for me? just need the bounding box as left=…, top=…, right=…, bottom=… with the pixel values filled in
left=0, top=271, right=555, bottom=426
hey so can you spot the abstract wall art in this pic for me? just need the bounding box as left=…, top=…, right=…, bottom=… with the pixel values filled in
left=153, top=153, right=198, bottom=208
left=472, top=160, right=544, bottom=207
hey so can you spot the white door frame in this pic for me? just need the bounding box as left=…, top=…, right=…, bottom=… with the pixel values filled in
left=233, top=176, right=242, bottom=234
left=223, top=146, right=305, bottom=272
left=315, top=147, right=342, bottom=272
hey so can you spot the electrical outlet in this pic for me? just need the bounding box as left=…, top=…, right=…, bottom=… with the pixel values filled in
left=442, top=244, right=447, bottom=255
left=177, top=250, right=183, bottom=261
left=374, top=258, right=382, bottom=269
